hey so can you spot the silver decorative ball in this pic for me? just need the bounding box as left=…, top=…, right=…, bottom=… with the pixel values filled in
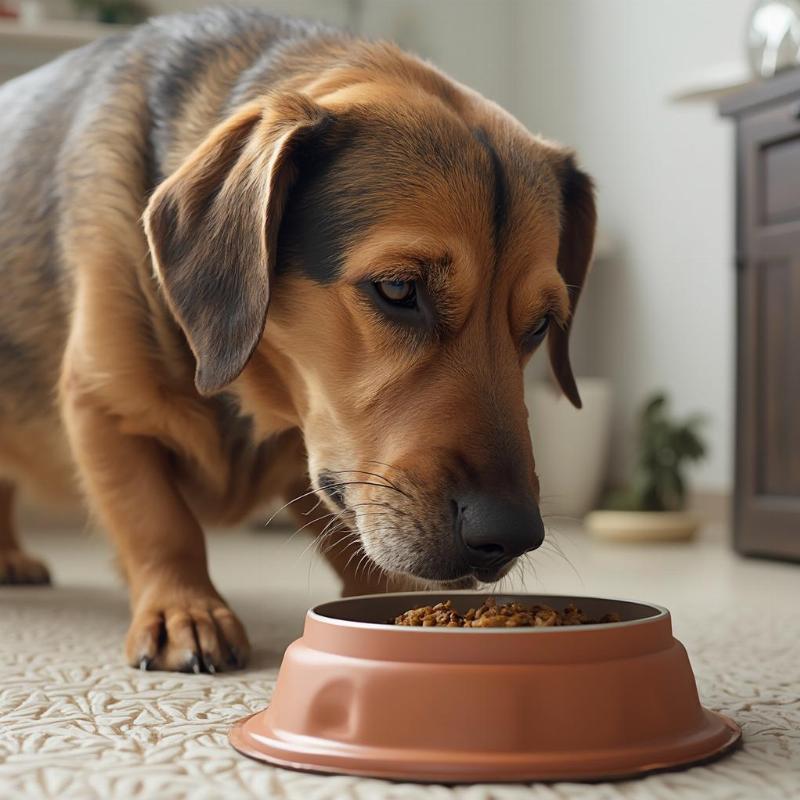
left=748, top=0, right=800, bottom=77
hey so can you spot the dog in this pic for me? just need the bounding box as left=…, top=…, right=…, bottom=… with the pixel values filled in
left=0, top=8, right=596, bottom=672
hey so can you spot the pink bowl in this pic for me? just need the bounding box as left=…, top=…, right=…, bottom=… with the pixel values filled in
left=230, top=593, right=740, bottom=782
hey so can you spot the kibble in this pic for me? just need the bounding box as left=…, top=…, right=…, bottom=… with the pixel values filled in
left=392, top=597, right=621, bottom=627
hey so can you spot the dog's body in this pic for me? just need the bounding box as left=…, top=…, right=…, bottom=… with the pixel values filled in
left=0, top=12, right=341, bottom=520
left=0, top=9, right=595, bottom=672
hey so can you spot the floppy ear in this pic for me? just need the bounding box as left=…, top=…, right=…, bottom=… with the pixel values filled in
left=143, top=94, right=334, bottom=395
left=547, top=158, right=597, bottom=409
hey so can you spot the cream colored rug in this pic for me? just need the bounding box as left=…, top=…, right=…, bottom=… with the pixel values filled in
left=1, top=527, right=798, bottom=799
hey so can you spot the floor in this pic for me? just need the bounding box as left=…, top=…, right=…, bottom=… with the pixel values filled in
left=0, top=522, right=798, bottom=799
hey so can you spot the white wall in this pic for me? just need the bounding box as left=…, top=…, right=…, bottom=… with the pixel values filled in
left=510, top=0, right=754, bottom=492
left=357, top=0, right=516, bottom=109
left=35, top=0, right=747, bottom=493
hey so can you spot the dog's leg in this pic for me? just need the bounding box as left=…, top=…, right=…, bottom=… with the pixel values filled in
left=285, top=483, right=416, bottom=597
left=61, top=393, right=250, bottom=672
left=0, top=481, right=51, bottom=585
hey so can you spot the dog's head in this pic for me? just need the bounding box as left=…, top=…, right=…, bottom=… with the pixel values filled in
left=144, top=58, right=596, bottom=586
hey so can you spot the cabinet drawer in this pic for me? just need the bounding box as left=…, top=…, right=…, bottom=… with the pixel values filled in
left=740, top=96, right=800, bottom=241
left=762, top=134, right=800, bottom=225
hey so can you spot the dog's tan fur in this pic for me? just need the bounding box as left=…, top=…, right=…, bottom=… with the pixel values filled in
left=0, top=10, right=595, bottom=672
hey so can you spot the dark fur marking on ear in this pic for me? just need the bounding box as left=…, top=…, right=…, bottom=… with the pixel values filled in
left=276, top=126, right=365, bottom=284
left=547, top=156, right=597, bottom=409
left=278, top=115, right=487, bottom=284
left=472, top=128, right=509, bottom=249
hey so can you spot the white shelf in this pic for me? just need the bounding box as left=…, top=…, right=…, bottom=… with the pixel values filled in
left=0, top=18, right=130, bottom=80
left=0, top=18, right=128, bottom=48
left=668, top=61, right=756, bottom=103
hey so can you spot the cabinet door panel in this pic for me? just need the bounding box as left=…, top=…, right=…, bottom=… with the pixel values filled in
left=735, top=94, right=800, bottom=561
left=756, top=259, right=800, bottom=496
left=761, top=136, right=800, bottom=226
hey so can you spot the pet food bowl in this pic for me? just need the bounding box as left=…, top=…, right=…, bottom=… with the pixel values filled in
left=230, top=593, right=740, bottom=783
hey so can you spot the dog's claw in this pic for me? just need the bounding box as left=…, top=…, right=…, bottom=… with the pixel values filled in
left=202, top=653, right=216, bottom=675
left=126, top=599, right=250, bottom=673
left=180, top=653, right=202, bottom=674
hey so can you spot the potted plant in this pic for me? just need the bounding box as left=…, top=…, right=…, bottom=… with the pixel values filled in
left=73, top=0, right=148, bottom=25
left=585, top=392, right=707, bottom=541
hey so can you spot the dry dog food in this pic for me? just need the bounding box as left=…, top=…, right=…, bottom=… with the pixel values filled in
left=392, top=597, right=621, bottom=627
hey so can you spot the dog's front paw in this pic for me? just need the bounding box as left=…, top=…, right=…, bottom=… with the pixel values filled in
left=126, top=588, right=250, bottom=674
left=0, top=549, right=51, bottom=585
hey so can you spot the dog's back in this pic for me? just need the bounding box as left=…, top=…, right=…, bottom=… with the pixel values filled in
left=0, top=9, right=342, bottom=508
left=0, top=42, right=113, bottom=422
left=0, top=9, right=335, bottom=427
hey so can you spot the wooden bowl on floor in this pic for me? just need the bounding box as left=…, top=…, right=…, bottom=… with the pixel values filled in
left=230, top=592, right=740, bottom=783
left=585, top=510, right=701, bottom=542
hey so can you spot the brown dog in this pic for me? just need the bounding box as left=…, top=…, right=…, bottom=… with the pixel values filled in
left=0, top=9, right=595, bottom=672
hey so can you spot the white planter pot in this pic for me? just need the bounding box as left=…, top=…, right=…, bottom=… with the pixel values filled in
left=525, top=378, right=612, bottom=519
left=584, top=510, right=701, bottom=542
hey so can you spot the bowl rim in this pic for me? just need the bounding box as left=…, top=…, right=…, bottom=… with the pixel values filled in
left=309, top=591, right=669, bottom=634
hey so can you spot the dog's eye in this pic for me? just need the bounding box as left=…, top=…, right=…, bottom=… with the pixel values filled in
left=522, top=316, right=550, bottom=350
left=531, top=316, right=549, bottom=336
left=374, top=279, right=417, bottom=308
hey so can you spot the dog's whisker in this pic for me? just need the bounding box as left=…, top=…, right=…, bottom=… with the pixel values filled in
left=324, top=468, right=404, bottom=494
left=320, top=531, right=360, bottom=558
left=317, top=520, right=357, bottom=547
left=298, top=531, right=350, bottom=578
left=544, top=523, right=582, bottom=552
left=302, top=494, right=325, bottom=517
left=355, top=551, right=373, bottom=582
left=307, top=520, right=355, bottom=587
left=363, top=459, right=409, bottom=477
left=275, top=517, right=339, bottom=567
left=310, top=521, right=346, bottom=552
left=276, top=504, right=355, bottom=560
left=537, top=531, right=584, bottom=585
left=280, top=511, right=338, bottom=547
left=343, top=542, right=365, bottom=574
left=363, top=460, right=418, bottom=489
left=293, top=508, right=356, bottom=565
left=304, top=515, right=350, bottom=557
left=265, top=480, right=407, bottom=527
left=265, top=485, right=313, bottom=527
left=349, top=501, right=410, bottom=517
left=351, top=513, right=399, bottom=527
left=319, top=478, right=411, bottom=499
left=513, top=560, right=526, bottom=593
left=351, top=552, right=366, bottom=582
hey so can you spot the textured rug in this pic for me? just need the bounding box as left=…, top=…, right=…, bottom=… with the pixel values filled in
left=1, top=529, right=798, bottom=800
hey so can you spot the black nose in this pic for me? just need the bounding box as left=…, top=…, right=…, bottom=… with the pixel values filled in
left=455, top=493, right=545, bottom=574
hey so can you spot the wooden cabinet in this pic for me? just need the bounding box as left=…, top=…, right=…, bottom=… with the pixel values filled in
left=721, top=69, right=800, bottom=561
